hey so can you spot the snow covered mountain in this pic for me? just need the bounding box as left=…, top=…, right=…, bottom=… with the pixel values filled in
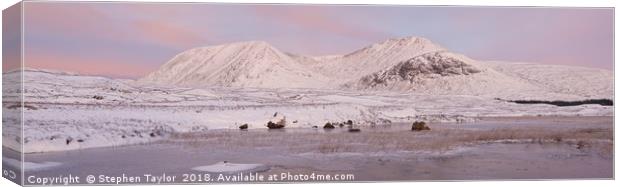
left=141, top=41, right=330, bottom=88
left=308, top=36, right=447, bottom=80
left=140, top=36, right=613, bottom=100
left=140, top=36, right=449, bottom=88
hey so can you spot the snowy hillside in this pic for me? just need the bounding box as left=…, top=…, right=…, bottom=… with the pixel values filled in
left=308, top=36, right=447, bottom=80
left=483, top=62, right=614, bottom=99
left=2, top=68, right=614, bottom=153
left=140, top=36, right=612, bottom=100
left=141, top=41, right=331, bottom=88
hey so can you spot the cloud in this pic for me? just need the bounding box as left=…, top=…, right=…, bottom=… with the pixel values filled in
left=253, top=5, right=389, bottom=42
left=2, top=3, right=22, bottom=72
left=21, top=2, right=210, bottom=77
left=446, top=8, right=613, bottom=69
left=24, top=3, right=120, bottom=38
left=24, top=2, right=207, bottom=50
left=132, top=20, right=207, bottom=49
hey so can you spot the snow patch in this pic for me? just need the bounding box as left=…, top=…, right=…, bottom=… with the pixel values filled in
left=191, top=162, right=269, bottom=174
left=3, top=157, right=62, bottom=171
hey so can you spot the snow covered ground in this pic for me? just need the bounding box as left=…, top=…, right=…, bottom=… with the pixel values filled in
left=1, top=68, right=613, bottom=153
left=192, top=162, right=269, bottom=174
left=2, top=157, right=61, bottom=172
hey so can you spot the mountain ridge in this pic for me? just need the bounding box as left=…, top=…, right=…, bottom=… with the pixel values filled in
left=140, top=36, right=453, bottom=88
left=142, top=40, right=331, bottom=88
left=138, top=36, right=613, bottom=100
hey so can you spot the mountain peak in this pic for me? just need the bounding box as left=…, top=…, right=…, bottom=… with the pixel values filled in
left=377, top=36, right=443, bottom=50
left=227, top=40, right=271, bottom=47
left=181, top=40, right=275, bottom=53
left=200, top=40, right=276, bottom=51
left=343, top=36, right=444, bottom=58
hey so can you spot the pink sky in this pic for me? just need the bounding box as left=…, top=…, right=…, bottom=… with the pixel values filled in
left=6, top=2, right=613, bottom=78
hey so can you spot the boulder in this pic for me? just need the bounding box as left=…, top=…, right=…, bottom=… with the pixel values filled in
left=411, top=121, right=430, bottom=131
left=267, top=112, right=287, bottom=129
left=239, top=124, right=249, bottom=130
left=323, top=122, right=335, bottom=129
left=267, top=121, right=285, bottom=129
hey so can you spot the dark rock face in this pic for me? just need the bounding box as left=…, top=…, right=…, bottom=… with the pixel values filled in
left=239, top=124, right=249, bottom=130
left=411, top=121, right=431, bottom=131
left=355, top=52, right=481, bottom=88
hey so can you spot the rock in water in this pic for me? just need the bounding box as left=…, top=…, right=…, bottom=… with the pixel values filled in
left=412, top=121, right=431, bottom=131
left=267, top=121, right=284, bottom=129
left=323, top=122, right=335, bottom=129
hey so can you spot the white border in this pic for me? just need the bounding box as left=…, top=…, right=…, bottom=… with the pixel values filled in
left=3, top=0, right=619, bottom=7
left=1, top=1, right=617, bottom=187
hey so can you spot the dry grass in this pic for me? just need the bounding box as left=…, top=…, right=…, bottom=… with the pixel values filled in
left=166, top=125, right=613, bottom=155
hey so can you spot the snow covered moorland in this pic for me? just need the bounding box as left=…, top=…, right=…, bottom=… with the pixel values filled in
left=2, top=36, right=613, bottom=153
